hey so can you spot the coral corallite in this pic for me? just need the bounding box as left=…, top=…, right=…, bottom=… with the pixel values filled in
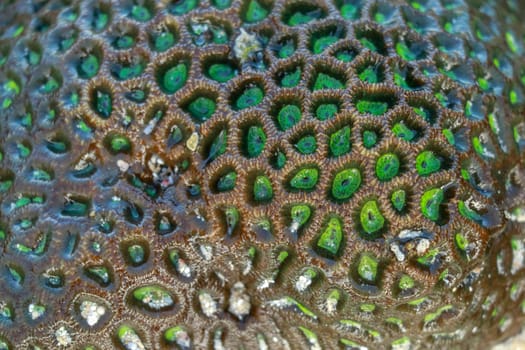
left=1, top=0, right=525, bottom=348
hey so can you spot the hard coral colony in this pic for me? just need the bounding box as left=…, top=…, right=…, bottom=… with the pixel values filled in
left=0, top=0, right=524, bottom=349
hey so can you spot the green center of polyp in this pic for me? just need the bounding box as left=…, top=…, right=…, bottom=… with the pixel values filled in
left=235, top=86, right=264, bottom=110
left=208, top=63, right=236, bottom=82
left=161, top=63, right=188, bottom=93
left=277, top=104, right=301, bottom=130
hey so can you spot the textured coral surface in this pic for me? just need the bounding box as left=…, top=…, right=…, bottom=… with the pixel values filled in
left=0, top=0, right=525, bottom=349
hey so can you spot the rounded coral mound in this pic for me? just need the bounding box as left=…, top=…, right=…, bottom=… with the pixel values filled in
left=0, top=0, right=524, bottom=349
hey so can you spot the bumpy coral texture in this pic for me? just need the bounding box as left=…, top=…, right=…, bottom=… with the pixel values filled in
left=0, top=0, right=525, bottom=349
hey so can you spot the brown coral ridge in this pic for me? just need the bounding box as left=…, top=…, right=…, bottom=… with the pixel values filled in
left=0, top=0, right=525, bottom=348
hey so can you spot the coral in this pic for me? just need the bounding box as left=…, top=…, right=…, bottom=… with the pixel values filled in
left=0, top=0, right=524, bottom=349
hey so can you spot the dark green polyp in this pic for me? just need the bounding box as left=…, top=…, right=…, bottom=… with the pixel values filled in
left=277, top=104, right=302, bottom=130
left=295, top=135, right=317, bottom=154
left=161, top=63, right=188, bottom=94
left=329, top=126, right=351, bottom=157
left=362, top=130, right=378, bottom=148
left=245, top=126, right=266, bottom=158
left=95, top=90, right=113, bottom=119
left=244, top=0, right=269, bottom=23
left=216, top=171, right=237, bottom=192
left=78, top=54, right=99, bottom=79
left=208, top=63, right=237, bottom=82
left=187, top=97, right=216, bottom=122
left=234, top=86, right=264, bottom=110
left=280, top=67, right=301, bottom=87
left=315, top=103, right=338, bottom=121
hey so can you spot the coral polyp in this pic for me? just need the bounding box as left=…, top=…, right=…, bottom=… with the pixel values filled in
left=0, top=0, right=524, bottom=349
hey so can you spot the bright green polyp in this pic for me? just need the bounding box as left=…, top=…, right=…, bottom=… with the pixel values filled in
left=360, top=200, right=385, bottom=235
left=277, top=104, right=301, bottom=130
left=375, top=153, right=400, bottom=181
left=391, top=189, right=406, bottom=212
left=235, top=86, right=264, bottom=110
left=358, top=254, right=378, bottom=283
left=329, top=126, right=351, bottom=157
left=399, top=274, right=414, bottom=290
left=356, top=100, right=388, bottom=115
left=420, top=188, right=444, bottom=222
left=164, top=326, right=187, bottom=343
left=295, top=135, right=316, bottom=154
left=290, top=168, right=319, bottom=190
left=108, top=134, right=131, bottom=154
left=291, top=204, right=311, bottom=227
left=392, top=121, right=417, bottom=141
left=187, top=97, right=216, bottom=122
left=313, top=72, right=344, bottom=90
left=224, top=207, right=239, bottom=235
left=253, top=175, right=273, bottom=202
left=208, top=63, right=236, bottom=82
left=455, top=232, right=469, bottom=252
left=416, top=150, right=441, bottom=176
left=315, top=103, right=338, bottom=120
left=78, top=54, right=99, bottom=79
left=331, top=168, right=361, bottom=200
left=312, top=35, right=338, bottom=54
left=245, top=125, right=266, bottom=157
left=317, top=217, right=343, bottom=257
left=161, top=63, right=188, bottom=94
left=244, top=0, right=269, bottom=23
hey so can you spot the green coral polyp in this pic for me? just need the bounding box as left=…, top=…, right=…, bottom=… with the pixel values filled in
left=277, top=104, right=302, bottom=130
left=161, top=62, right=188, bottom=94
left=245, top=126, right=267, bottom=158
left=416, top=150, right=442, bottom=176
left=294, top=135, right=317, bottom=154
left=208, top=63, right=237, bottom=82
left=360, top=200, right=385, bottom=236
left=279, top=66, right=301, bottom=87
left=253, top=175, right=273, bottom=202
left=187, top=96, right=216, bottom=122
left=420, top=188, right=444, bottom=222
left=331, top=168, right=361, bottom=200
left=313, top=72, right=344, bottom=90
left=375, top=153, right=400, bottom=181
left=78, top=54, right=100, bottom=79
left=107, top=134, right=132, bottom=154
left=216, top=171, right=237, bottom=192
left=357, top=254, right=379, bottom=283
left=329, top=126, right=351, bottom=157
left=315, top=103, right=338, bottom=120
left=244, top=0, right=269, bottom=23
left=94, top=90, right=112, bottom=118
left=290, top=168, right=319, bottom=190
left=234, top=85, right=264, bottom=110
left=356, top=100, right=388, bottom=115
left=316, top=216, right=343, bottom=257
